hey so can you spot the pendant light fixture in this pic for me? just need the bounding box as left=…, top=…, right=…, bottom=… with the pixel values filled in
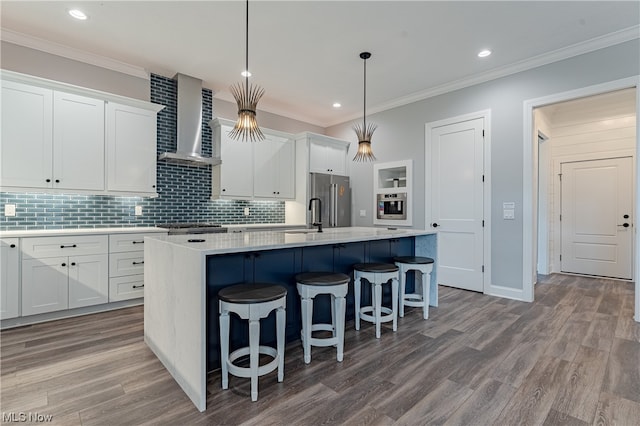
left=229, top=0, right=265, bottom=141
left=352, top=51, right=376, bottom=162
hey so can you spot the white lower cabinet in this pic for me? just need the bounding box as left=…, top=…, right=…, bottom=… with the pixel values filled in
left=108, top=233, right=160, bottom=301
left=21, top=235, right=109, bottom=316
left=1, top=238, right=20, bottom=319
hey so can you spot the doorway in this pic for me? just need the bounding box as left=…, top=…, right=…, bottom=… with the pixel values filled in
left=523, top=76, right=639, bottom=321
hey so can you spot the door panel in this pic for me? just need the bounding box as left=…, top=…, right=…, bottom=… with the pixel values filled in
left=430, top=118, right=484, bottom=292
left=561, top=157, right=633, bottom=279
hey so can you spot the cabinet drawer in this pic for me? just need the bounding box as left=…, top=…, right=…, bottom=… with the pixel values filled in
left=109, top=233, right=154, bottom=253
left=109, top=251, right=144, bottom=277
left=22, top=235, right=108, bottom=259
left=109, top=275, right=144, bottom=301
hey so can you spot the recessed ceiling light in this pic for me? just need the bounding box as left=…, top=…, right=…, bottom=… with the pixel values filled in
left=332, top=102, right=341, bottom=108
left=241, top=70, right=251, bottom=77
left=68, top=9, right=88, bottom=20
left=477, top=49, right=492, bottom=58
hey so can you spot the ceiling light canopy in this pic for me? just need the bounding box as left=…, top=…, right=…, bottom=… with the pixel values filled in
left=332, top=102, right=341, bottom=108
left=241, top=70, right=252, bottom=77
left=229, top=0, right=265, bottom=142
left=477, top=49, right=492, bottom=58
left=353, top=51, right=376, bottom=162
left=68, top=9, right=88, bottom=20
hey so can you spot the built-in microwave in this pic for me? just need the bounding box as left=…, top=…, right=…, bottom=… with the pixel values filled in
left=377, top=193, right=407, bottom=220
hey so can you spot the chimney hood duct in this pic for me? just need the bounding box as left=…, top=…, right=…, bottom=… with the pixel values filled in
left=158, top=73, right=222, bottom=167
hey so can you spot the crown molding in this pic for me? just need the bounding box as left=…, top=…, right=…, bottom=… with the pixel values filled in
left=1, top=28, right=149, bottom=80
left=326, top=25, right=640, bottom=128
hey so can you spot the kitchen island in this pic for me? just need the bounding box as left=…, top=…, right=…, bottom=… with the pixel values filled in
left=144, top=227, right=437, bottom=411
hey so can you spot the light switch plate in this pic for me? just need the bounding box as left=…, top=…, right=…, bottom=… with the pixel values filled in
left=4, top=204, right=16, bottom=217
left=503, top=209, right=515, bottom=220
left=244, top=207, right=250, bottom=216
left=134, top=205, right=143, bottom=216
left=359, top=209, right=366, bottom=217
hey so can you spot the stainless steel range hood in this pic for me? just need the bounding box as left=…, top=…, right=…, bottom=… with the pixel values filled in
left=158, top=73, right=221, bottom=167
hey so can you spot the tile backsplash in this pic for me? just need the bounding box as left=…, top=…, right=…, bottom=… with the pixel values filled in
left=0, top=73, right=285, bottom=231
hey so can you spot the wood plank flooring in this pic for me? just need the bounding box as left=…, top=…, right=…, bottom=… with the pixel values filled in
left=1, top=274, right=639, bottom=425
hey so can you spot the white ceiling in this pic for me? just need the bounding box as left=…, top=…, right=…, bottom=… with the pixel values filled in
left=1, top=1, right=639, bottom=127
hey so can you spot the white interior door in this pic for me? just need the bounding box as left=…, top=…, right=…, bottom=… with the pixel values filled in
left=561, top=157, right=634, bottom=279
left=430, top=118, right=485, bottom=292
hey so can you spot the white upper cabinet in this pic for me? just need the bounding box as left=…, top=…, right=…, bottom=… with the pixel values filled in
left=106, top=102, right=158, bottom=195
left=0, top=71, right=162, bottom=196
left=1, top=80, right=53, bottom=189
left=253, top=135, right=295, bottom=199
left=212, top=120, right=295, bottom=200
left=53, top=91, right=105, bottom=191
left=216, top=125, right=254, bottom=198
left=307, top=134, right=349, bottom=176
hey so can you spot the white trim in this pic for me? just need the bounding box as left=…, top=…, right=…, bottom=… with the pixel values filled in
left=327, top=26, right=640, bottom=127
left=1, top=29, right=150, bottom=80
left=636, top=85, right=640, bottom=322
left=522, top=76, right=640, bottom=317
left=485, top=284, right=525, bottom=302
left=425, top=109, right=492, bottom=296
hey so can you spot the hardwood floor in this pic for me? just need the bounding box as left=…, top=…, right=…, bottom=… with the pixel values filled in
left=1, top=274, right=639, bottom=425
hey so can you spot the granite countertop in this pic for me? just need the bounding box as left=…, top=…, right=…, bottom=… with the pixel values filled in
left=145, top=226, right=436, bottom=255
left=0, top=227, right=167, bottom=238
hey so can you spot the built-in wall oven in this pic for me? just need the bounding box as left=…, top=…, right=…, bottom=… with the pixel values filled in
left=376, top=193, right=407, bottom=220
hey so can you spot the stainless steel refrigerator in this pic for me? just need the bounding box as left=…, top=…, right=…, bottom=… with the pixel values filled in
left=309, top=173, right=351, bottom=228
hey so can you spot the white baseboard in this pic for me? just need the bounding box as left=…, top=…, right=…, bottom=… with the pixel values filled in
left=486, top=284, right=531, bottom=302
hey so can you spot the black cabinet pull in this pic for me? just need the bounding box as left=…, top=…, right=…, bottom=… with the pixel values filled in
left=61, top=263, right=67, bottom=267
left=60, top=244, right=77, bottom=248
left=132, top=261, right=144, bottom=265
left=71, top=262, right=76, bottom=266
left=10, top=244, right=15, bottom=248
left=152, top=185, right=156, bottom=188
left=624, top=214, right=629, bottom=219
left=618, top=223, right=630, bottom=228
left=432, top=223, right=439, bottom=228
left=46, top=178, right=51, bottom=183
left=55, top=179, right=60, bottom=183
left=132, top=241, right=144, bottom=244
left=132, top=284, right=144, bottom=289
left=222, top=188, right=226, bottom=192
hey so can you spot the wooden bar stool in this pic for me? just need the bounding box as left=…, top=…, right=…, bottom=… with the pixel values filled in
left=218, top=283, right=287, bottom=402
left=295, top=272, right=350, bottom=364
left=353, top=263, right=399, bottom=338
left=394, top=256, right=434, bottom=319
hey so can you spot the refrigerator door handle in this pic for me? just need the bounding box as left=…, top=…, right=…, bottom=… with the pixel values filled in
left=332, top=183, right=339, bottom=227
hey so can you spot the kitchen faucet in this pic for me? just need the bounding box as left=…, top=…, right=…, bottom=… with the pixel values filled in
left=308, top=198, right=323, bottom=233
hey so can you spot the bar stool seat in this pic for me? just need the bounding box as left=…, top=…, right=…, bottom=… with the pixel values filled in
left=393, top=256, right=434, bottom=320
left=353, top=263, right=399, bottom=338
left=218, top=283, right=287, bottom=402
left=295, top=272, right=350, bottom=364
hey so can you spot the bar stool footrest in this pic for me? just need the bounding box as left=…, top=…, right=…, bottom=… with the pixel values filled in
left=227, top=345, right=279, bottom=378
left=403, top=294, right=425, bottom=307
left=359, top=306, right=394, bottom=324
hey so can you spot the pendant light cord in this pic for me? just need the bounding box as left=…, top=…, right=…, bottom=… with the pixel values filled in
left=363, top=55, right=366, bottom=131
left=245, top=0, right=249, bottom=94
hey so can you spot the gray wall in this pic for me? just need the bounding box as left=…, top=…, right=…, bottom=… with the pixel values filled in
left=326, top=39, right=640, bottom=290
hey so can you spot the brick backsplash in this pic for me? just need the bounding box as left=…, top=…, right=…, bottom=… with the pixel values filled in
left=0, top=74, right=284, bottom=231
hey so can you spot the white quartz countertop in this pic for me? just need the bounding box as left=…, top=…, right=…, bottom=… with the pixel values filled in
left=0, top=227, right=167, bottom=238
left=145, top=227, right=436, bottom=255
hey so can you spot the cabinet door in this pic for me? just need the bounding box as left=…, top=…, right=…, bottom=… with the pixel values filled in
left=22, top=257, right=69, bottom=316
left=68, top=254, right=108, bottom=309
left=106, top=102, right=157, bottom=194
left=53, top=91, right=105, bottom=190
left=275, top=138, right=295, bottom=199
left=253, top=137, right=279, bottom=198
left=309, top=140, right=329, bottom=173
left=0, top=239, right=20, bottom=320
left=1, top=81, right=53, bottom=189
left=219, top=126, right=253, bottom=198
left=326, top=144, right=348, bottom=176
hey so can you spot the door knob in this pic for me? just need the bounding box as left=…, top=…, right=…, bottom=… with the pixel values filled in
left=623, top=214, right=629, bottom=219
left=618, top=223, right=630, bottom=228
left=432, top=223, right=439, bottom=228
